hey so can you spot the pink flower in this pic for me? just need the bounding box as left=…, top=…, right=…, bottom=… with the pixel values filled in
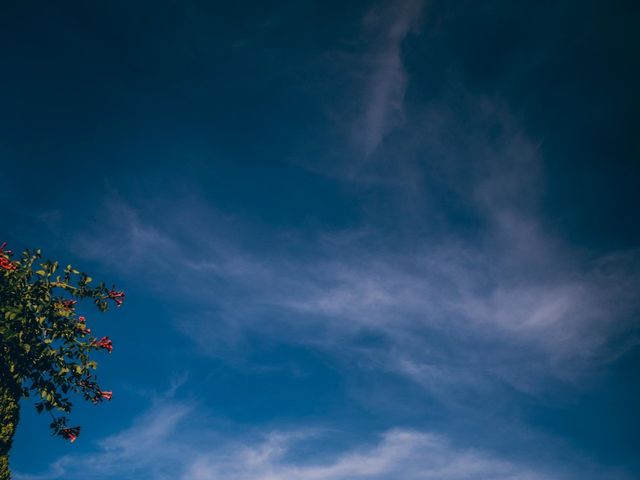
left=94, top=336, right=113, bottom=353
left=77, top=324, right=91, bottom=334
left=108, top=290, right=125, bottom=307
left=0, top=257, right=16, bottom=271
left=0, top=243, right=16, bottom=271
left=60, top=426, right=81, bottom=443
left=91, top=389, right=113, bottom=404
left=62, top=299, right=77, bottom=309
left=76, top=316, right=90, bottom=334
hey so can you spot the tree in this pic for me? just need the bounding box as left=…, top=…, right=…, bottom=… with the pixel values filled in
left=0, top=243, right=125, bottom=479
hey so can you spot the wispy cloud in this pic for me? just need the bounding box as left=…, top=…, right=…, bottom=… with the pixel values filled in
left=185, top=429, right=554, bottom=480
left=17, top=398, right=588, bottom=480
left=67, top=170, right=640, bottom=400
left=15, top=401, right=192, bottom=480
left=57, top=98, right=635, bottom=402
left=350, top=0, right=424, bottom=158
left=45, top=62, right=639, bottom=451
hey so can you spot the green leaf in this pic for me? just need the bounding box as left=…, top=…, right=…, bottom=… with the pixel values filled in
left=2, top=245, right=125, bottom=440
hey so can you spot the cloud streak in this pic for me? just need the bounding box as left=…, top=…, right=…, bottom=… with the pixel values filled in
left=353, top=0, right=424, bottom=158
left=16, top=398, right=581, bottom=480
left=66, top=182, right=640, bottom=408
left=65, top=97, right=640, bottom=401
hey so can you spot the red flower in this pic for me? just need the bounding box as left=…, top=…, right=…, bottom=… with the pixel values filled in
left=60, top=426, right=81, bottom=443
left=77, top=324, right=91, bottom=334
left=108, top=290, right=125, bottom=307
left=0, top=243, right=16, bottom=271
left=94, top=336, right=113, bottom=353
left=76, top=316, right=91, bottom=333
left=0, top=257, right=16, bottom=271
left=100, top=390, right=113, bottom=401
left=62, top=299, right=77, bottom=309
left=90, top=389, right=112, bottom=404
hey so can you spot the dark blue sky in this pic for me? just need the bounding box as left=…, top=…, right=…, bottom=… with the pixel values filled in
left=2, top=1, right=639, bottom=479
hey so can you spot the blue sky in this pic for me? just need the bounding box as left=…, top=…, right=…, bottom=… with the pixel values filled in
left=2, top=0, right=640, bottom=478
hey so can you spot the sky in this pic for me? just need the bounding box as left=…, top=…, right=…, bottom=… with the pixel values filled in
left=1, top=0, right=639, bottom=478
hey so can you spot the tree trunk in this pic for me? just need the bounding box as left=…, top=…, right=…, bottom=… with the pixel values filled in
left=0, top=366, right=20, bottom=480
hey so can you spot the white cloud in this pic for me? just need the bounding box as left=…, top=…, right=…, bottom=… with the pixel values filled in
left=16, top=399, right=572, bottom=480
left=14, top=401, right=191, bottom=480
left=67, top=185, right=640, bottom=405
left=185, top=429, right=552, bottom=480
left=63, top=88, right=640, bottom=400
left=354, top=0, right=424, bottom=158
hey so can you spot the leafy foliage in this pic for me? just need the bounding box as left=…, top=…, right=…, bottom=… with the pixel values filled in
left=0, top=243, right=124, bottom=444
